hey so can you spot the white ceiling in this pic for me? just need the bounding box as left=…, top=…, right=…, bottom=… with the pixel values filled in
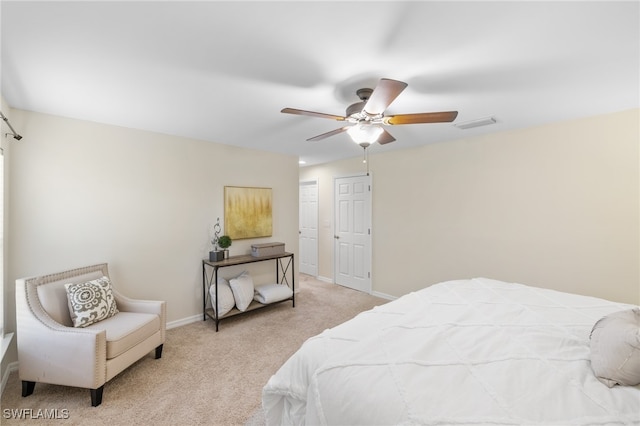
left=1, top=1, right=638, bottom=166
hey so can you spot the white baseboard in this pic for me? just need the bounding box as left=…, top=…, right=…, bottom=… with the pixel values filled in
left=1, top=361, right=18, bottom=396
left=1, top=332, right=17, bottom=397
left=309, top=275, right=396, bottom=300
left=167, top=314, right=201, bottom=330
left=1, top=332, right=14, bottom=361
left=371, top=291, right=397, bottom=301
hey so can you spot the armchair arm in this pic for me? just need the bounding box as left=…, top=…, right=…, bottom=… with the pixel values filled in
left=113, top=289, right=166, bottom=342
left=114, top=291, right=164, bottom=315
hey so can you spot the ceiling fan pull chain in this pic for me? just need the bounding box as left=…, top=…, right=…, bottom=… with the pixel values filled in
left=362, top=145, right=370, bottom=176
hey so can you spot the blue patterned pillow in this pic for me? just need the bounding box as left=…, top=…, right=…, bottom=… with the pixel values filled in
left=64, top=276, right=119, bottom=327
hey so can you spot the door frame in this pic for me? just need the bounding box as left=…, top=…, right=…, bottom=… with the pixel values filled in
left=333, top=172, right=372, bottom=293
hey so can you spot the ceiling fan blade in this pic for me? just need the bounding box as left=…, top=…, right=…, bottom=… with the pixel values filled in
left=307, top=126, right=351, bottom=142
left=363, top=78, right=408, bottom=115
left=377, top=129, right=396, bottom=145
left=384, top=111, right=459, bottom=125
left=281, top=108, right=346, bottom=121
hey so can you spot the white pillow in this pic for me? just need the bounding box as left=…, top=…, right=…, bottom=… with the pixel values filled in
left=65, top=276, right=119, bottom=328
left=590, top=308, right=640, bottom=387
left=229, top=272, right=254, bottom=312
left=254, top=283, right=293, bottom=304
left=209, top=276, right=235, bottom=317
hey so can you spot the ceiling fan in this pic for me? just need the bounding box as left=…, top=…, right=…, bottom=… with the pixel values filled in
left=281, top=78, right=458, bottom=147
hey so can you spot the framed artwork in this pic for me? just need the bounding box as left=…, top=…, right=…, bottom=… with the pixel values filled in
left=224, top=186, right=273, bottom=239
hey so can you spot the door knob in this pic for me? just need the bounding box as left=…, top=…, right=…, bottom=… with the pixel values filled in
left=334, top=235, right=339, bottom=239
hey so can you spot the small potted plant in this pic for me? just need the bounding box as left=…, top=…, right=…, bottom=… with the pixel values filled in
left=218, top=235, right=232, bottom=259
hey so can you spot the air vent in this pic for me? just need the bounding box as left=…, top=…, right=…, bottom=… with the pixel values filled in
left=454, top=116, right=497, bottom=130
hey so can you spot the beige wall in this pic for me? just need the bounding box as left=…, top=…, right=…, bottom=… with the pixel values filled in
left=2, top=109, right=299, bottom=374
left=301, top=109, right=639, bottom=304
left=2, top=107, right=638, bottom=385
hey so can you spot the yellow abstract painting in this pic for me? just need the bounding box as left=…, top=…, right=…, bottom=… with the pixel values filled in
left=224, top=186, right=273, bottom=239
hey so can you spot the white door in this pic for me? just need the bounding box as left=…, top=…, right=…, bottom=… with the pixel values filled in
left=334, top=175, right=371, bottom=293
left=299, top=180, right=318, bottom=276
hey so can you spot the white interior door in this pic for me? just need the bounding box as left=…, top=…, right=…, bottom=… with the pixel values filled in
left=299, top=180, right=318, bottom=276
left=334, top=175, right=371, bottom=293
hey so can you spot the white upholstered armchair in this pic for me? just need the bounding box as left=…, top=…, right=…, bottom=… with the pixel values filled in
left=15, top=263, right=166, bottom=406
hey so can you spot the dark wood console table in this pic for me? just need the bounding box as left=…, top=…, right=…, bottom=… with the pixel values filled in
left=202, top=252, right=295, bottom=331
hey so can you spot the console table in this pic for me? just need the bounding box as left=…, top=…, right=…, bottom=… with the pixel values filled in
left=202, top=252, right=295, bottom=331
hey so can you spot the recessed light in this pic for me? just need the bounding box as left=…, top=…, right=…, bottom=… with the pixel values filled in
left=298, top=160, right=306, bottom=165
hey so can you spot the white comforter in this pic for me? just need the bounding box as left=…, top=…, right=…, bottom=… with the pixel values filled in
left=262, top=278, right=640, bottom=425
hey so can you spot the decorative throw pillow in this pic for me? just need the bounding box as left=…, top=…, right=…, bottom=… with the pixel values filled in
left=590, top=308, right=640, bottom=387
left=64, top=276, right=119, bottom=328
left=209, top=275, right=235, bottom=317
left=229, top=271, right=254, bottom=312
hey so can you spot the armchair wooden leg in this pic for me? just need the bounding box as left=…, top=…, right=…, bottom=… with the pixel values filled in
left=21, top=381, right=35, bottom=397
left=90, top=386, right=104, bottom=407
left=155, top=344, right=163, bottom=359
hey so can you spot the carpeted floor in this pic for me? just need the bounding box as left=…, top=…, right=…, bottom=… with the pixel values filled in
left=1, top=275, right=386, bottom=425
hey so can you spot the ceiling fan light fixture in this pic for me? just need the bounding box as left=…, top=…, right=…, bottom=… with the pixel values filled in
left=347, top=123, right=383, bottom=144
left=282, top=78, right=457, bottom=145
left=454, top=116, right=497, bottom=130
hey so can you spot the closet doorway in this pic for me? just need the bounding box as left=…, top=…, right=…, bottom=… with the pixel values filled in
left=299, top=180, right=318, bottom=277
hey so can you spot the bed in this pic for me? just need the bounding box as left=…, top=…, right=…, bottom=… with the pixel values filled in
left=262, top=278, right=640, bottom=425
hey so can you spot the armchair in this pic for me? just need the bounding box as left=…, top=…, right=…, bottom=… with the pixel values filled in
left=15, top=263, right=166, bottom=406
